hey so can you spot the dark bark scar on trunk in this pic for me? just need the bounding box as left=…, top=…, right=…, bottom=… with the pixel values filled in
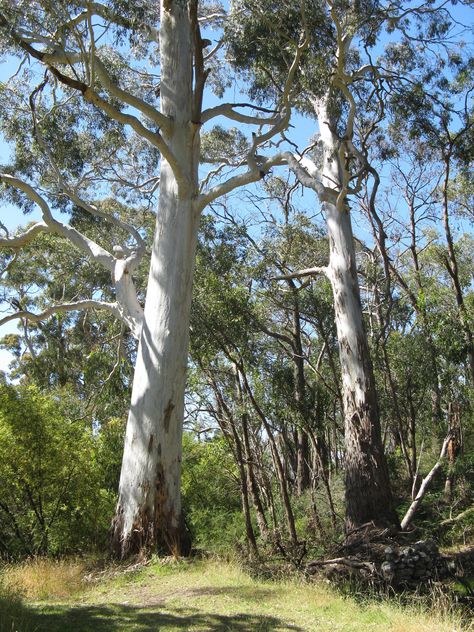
left=163, top=399, right=175, bottom=432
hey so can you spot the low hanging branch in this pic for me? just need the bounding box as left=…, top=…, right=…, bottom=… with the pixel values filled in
left=439, top=506, right=474, bottom=527
left=400, top=433, right=452, bottom=531
left=0, top=174, right=144, bottom=338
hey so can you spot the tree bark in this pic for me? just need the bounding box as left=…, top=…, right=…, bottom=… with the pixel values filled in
left=290, top=283, right=311, bottom=495
left=316, top=97, right=399, bottom=532
left=112, top=0, right=198, bottom=557
left=236, top=367, right=270, bottom=541
left=441, top=153, right=474, bottom=387
left=242, top=411, right=270, bottom=540
left=444, top=402, right=461, bottom=502
left=239, top=363, right=299, bottom=544
left=209, top=371, right=259, bottom=556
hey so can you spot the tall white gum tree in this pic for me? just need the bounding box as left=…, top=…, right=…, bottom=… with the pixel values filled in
left=0, top=0, right=306, bottom=556
left=279, top=0, right=471, bottom=531
left=280, top=11, right=401, bottom=530
left=228, top=0, right=466, bottom=531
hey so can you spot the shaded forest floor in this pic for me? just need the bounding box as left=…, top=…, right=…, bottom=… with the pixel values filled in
left=1, top=558, right=472, bottom=632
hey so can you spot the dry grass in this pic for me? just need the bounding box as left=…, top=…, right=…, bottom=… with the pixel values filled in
left=0, top=557, right=471, bottom=631
left=2, top=557, right=87, bottom=600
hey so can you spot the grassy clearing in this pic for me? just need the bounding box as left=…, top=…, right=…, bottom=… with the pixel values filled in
left=0, top=557, right=471, bottom=632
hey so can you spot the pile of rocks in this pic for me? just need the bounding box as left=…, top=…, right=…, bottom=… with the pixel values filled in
left=306, top=530, right=460, bottom=591
left=381, top=539, right=449, bottom=587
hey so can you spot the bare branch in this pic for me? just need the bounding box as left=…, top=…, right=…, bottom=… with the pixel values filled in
left=201, top=102, right=279, bottom=125
left=197, top=32, right=309, bottom=209
left=284, top=153, right=336, bottom=202
left=0, top=174, right=144, bottom=338
left=92, top=56, right=170, bottom=133
left=272, top=266, right=329, bottom=281
left=196, top=153, right=285, bottom=210
left=0, top=300, right=121, bottom=328
left=0, top=174, right=115, bottom=271
left=401, top=434, right=452, bottom=531
left=0, top=222, right=50, bottom=249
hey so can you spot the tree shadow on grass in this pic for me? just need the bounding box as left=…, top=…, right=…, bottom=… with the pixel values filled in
left=182, top=586, right=277, bottom=600
left=21, top=603, right=305, bottom=631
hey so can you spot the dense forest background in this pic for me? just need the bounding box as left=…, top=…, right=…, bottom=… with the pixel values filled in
left=0, top=0, right=472, bottom=581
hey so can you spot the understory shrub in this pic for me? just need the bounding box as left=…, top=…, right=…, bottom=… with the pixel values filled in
left=0, top=384, right=117, bottom=557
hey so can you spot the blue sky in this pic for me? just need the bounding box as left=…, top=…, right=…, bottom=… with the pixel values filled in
left=0, top=1, right=472, bottom=374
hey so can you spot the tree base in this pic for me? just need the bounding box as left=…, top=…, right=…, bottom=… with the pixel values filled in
left=110, top=510, right=192, bottom=560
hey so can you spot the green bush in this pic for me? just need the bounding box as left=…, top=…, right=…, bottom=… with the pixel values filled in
left=0, top=384, right=116, bottom=557
left=181, top=433, right=246, bottom=553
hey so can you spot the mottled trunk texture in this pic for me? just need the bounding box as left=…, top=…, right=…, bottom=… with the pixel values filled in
left=317, top=97, right=399, bottom=532
left=112, top=0, right=199, bottom=557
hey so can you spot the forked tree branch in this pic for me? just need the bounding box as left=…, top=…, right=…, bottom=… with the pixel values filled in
left=197, top=30, right=309, bottom=209
left=0, top=174, right=115, bottom=271
left=0, top=174, right=144, bottom=338
left=401, top=434, right=452, bottom=531
left=0, top=13, right=192, bottom=186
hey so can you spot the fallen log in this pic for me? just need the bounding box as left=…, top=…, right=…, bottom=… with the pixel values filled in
left=307, top=556, right=375, bottom=572
left=439, top=506, right=474, bottom=527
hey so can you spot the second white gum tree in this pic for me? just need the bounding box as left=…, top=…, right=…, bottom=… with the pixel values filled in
left=0, top=0, right=306, bottom=556
left=227, top=0, right=468, bottom=532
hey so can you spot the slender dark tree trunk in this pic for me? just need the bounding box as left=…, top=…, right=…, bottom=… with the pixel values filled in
left=442, top=154, right=474, bottom=386
left=240, top=364, right=299, bottom=544
left=289, top=284, right=311, bottom=495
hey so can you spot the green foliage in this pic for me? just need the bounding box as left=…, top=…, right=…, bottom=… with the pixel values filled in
left=201, top=126, right=249, bottom=164
left=0, top=384, right=117, bottom=557
left=0, top=0, right=471, bottom=568
left=226, top=0, right=334, bottom=106
left=181, top=434, right=246, bottom=553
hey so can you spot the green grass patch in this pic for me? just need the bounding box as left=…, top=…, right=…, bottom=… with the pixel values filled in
left=0, top=558, right=470, bottom=631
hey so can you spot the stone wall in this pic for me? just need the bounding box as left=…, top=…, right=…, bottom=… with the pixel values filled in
left=381, top=540, right=449, bottom=587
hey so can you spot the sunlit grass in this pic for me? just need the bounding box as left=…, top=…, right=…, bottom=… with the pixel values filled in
left=0, top=575, right=31, bottom=632
left=0, top=557, right=470, bottom=631
left=2, top=557, right=87, bottom=600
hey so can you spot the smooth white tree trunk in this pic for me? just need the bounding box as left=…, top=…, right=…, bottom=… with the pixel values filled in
left=317, top=98, right=399, bottom=531
left=112, top=0, right=199, bottom=556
